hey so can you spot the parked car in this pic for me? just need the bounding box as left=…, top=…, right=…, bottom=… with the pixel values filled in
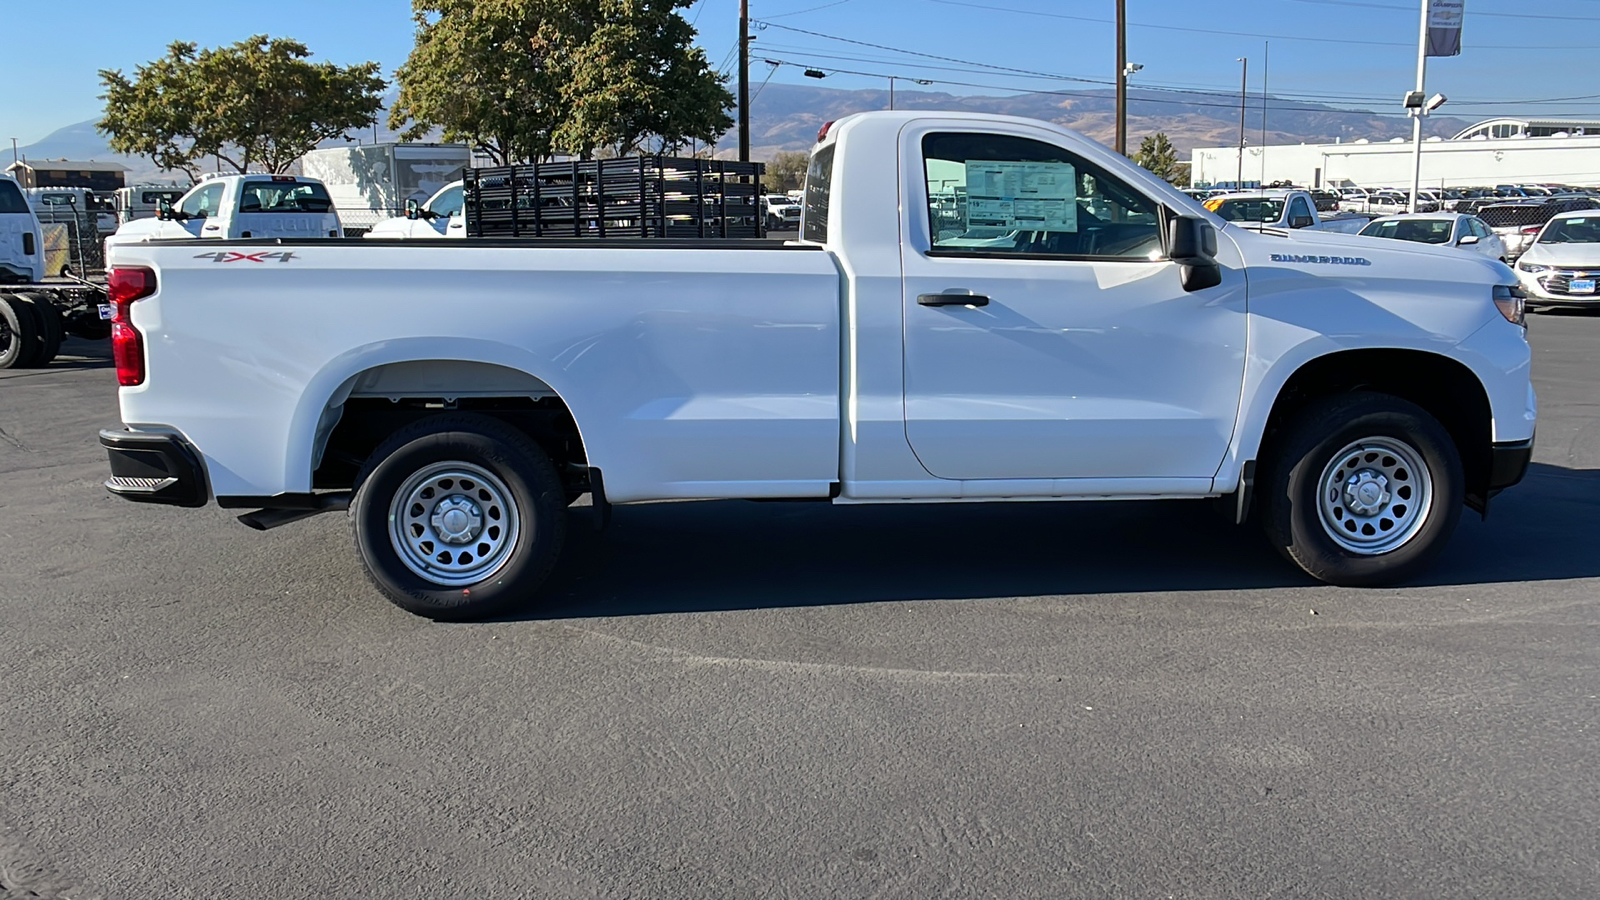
left=26, top=187, right=118, bottom=235
left=97, top=110, right=1534, bottom=620
left=1358, top=213, right=1507, bottom=261
left=1309, top=189, right=1340, bottom=212
left=1514, top=210, right=1600, bottom=309
left=365, top=180, right=466, bottom=240
left=103, top=174, right=343, bottom=254
left=1478, top=196, right=1600, bottom=260
left=762, top=194, right=801, bottom=231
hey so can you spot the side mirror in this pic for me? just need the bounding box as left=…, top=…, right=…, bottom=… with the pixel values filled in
left=405, top=198, right=421, bottom=220
left=1168, top=214, right=1222, bottom=292
left=1459, top=235, right=1481, bottom=246
left=157, top=198, right=174, bottom=220
left=1289, top=214, right=1315, bottom=229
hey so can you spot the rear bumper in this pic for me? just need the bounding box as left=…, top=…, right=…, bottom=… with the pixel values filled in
left=1489, top=438, right=1533, bottom=493
left=99, top=428, right=208, bottom=507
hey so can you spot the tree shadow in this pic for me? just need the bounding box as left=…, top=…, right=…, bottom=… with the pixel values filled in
left=515, top=462, right=1598, bottom=621
left=50, top=337, right=113, bottom=370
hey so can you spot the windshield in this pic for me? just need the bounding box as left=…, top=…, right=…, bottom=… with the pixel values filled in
left=1360, top=218, right=1454, bottom=244
left=1206, top=197, right=1284, bottom=222
left=238, top=181, right=334, bottom=213
left=0, top=181, right=27, bottom=214
left=1539, top=217, right=1600, bottom=244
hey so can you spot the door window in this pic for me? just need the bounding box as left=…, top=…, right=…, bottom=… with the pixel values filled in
left=429, top=185, right=464, bottom=218
left=922, top=132, right=1161, bottom=259
left=180, top=183, right=225, bottom=219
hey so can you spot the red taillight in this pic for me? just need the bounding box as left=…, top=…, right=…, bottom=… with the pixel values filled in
left=817, top=120, right=834, bottom=143
left=1521, top=225, right=1543, bottom=234
left=107, top=266, right=155, bottom=386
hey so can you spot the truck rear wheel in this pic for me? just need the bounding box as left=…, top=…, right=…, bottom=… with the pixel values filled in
left=350, top=413, right=567, bottom=620
left=1259, top=392, right=1464, bottom=586
left=0, top=295, right=39, bottom=369
left=16, top=293, right=63, bottom=366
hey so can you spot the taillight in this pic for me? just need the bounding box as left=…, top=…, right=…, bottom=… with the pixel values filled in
left=108, top=266, right=155, bottom=386
left=1521, top=225, right=1543, bottom=235
left=817, top=120, right=834, bottom=143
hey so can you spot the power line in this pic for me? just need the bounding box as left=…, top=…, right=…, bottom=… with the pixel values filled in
left=759, top=0, right=856, bottom=19
left=1287, top=0, right=1600, bottom=20
left=922, top=0, right=1600, bottom=50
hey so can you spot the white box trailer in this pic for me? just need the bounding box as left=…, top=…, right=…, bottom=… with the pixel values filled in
left=300, top=143, right=470, bottom=233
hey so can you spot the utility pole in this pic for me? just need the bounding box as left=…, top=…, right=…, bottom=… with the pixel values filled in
left=739, top=0, right=751, bottom=162
left=889, top=76, right=895, bottom=111
left=1236, top=57, right=1247, bottom=189
left=1114, top=0, right=1127, bottom=154
left=9, top=138, right=16, bottom=165
left=1261, top=41, right=1269, bottom=186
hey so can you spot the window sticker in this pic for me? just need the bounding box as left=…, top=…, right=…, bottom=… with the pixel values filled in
left=963, top=160, right=1078, bottom=233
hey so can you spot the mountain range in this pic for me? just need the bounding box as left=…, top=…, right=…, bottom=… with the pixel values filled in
left=13, top=82, right=1474, bottom=184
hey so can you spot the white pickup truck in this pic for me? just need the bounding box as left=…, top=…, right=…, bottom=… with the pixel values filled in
left=363, top=180, right=466, bottom=240
left=104, top=174, right=343, bottom=252
left=1205, top=189, right=1371, bottom=234
left=99, top=111, right=1536, bottom=620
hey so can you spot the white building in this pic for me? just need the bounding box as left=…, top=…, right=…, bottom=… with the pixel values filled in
left=1190, top=117, right=1600, bottom=190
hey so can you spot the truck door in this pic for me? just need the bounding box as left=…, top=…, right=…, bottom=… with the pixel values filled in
left=898, top=126, right=1247, bottom=484
left=178, top=182, right=225, bottom=238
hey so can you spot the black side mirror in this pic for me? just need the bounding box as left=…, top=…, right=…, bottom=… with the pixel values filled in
left=405, top=198, right=421, bottom=220
left=157, top=198, right=174, bottom=220
left=1290, top=214, right=1315, bottom=229
left=1168, top=214, right=1222, bottom=292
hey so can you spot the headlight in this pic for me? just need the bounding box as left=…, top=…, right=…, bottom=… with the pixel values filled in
left=1493, top=284, right=1526, bottom=327
left=1517, top=261, right=1550, bottom=273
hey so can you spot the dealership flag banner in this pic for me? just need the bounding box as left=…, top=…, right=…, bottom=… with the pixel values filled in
left=1426, top=0, right=1464, bottom=57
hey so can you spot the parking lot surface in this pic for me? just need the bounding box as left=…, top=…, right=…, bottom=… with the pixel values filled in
left=2, top=319, right=1597, bottom=898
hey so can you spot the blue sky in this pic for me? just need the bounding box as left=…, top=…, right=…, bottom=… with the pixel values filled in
left=6, top=0, right=1600, bottom=146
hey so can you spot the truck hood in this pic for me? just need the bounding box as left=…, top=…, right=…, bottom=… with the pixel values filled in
left=1227, top=221, right=1514, bottom=284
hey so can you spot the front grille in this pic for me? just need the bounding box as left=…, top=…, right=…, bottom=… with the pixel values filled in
left=1542, top=268, right=1600, bottom=295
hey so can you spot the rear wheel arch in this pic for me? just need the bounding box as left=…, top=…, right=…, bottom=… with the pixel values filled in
left=304, top=358, right=592, bottom=499
left=1255, top=348, right=1495, bottom=511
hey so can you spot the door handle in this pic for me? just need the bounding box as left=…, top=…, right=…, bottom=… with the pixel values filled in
left=918, top=292, right=990, bottom=307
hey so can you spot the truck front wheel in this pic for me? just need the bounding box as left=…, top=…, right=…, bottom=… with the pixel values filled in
left=0, top=295, right=39, bottom=369
left=1260, top=392, right=1464, bottom=586
left=350, top=413, right=567, bottom=620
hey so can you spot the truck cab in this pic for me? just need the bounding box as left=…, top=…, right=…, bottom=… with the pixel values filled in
left=104, top=174, right=342, bottom=252
left=0, top=175, right=45, bottom=285
left=364, top=181, right=466, bottom=240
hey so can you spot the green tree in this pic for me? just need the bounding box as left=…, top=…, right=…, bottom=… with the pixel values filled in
left=99, top=36, right=385, bottom=178
left=391, top=0, right=733, bottom=163
left=1134, top=132, right=1182, bottom=185
left=765, top=151, right=809, bottom=192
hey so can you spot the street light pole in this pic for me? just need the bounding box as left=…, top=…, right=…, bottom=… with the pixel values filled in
left=739, top=0, right=751, bottom=162
left=1115, top=0, right=1127, bottom=154
left=1236, top=57, right=1248, bottom=189
left=1408, top=0, right=1428, bottom=212
left=1261, top=41, right=1269, bottom=186
left=889, top=76, right=895, bottom=111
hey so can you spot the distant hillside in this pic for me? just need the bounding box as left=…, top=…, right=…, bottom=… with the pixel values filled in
left=17, top=82, right=1473, bottom=183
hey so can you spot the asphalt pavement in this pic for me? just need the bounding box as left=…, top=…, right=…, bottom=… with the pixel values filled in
left=1, top=317, right=1597, bottom=899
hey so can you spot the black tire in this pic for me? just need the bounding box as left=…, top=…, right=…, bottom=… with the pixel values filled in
left=1259, top=392, right=1464, bottom=587
left=17, top=293, right=63, bottom=366
left=350, top=412, right=567, bottom=620
left=66, top=310, right=112, bottom=341
left=0, top=295, right=39, bottom=369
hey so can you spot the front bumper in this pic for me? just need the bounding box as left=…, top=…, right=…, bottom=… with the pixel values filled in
left=99, top=428, right=208, bottom=507
left=1489, top=438, right=1533, bottom=494
left=1515, top=268, right=1600, bottom=306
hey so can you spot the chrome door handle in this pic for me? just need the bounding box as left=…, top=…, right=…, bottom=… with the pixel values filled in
left=918, top=292, right=990, bottom=307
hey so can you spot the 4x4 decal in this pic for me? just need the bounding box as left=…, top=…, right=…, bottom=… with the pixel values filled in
left=193, top=251, right=298, bottom=263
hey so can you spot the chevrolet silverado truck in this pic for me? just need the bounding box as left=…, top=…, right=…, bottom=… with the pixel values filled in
left=104, top=174, right=343, bottom=253
left=98, top=112, right=1536, bottom=620
left=1205, top=189, right=1372, bottom=234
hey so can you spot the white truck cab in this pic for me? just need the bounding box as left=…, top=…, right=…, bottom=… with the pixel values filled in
left=0, top=175, right=45, bottom=285
left=364, top=180, right=465, bottom=240
left=104, top=174, right=342, bottom=252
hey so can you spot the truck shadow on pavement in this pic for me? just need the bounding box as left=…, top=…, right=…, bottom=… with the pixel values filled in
left=528, top=462, right=1600, bottom=620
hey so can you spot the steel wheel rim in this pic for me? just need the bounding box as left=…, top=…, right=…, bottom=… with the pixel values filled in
left=1315, top=436, right=1433, bottom=556
left=388, top=461, right=522, bottom=587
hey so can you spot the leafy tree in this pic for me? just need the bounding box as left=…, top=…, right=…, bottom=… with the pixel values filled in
left=765, top=151, right=810, bottom=192
left=1134, top=132, right=1182, bottom=185
left=391, top=0, right=733, bottom=163
left=99, top=36, right=385, bottom=178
